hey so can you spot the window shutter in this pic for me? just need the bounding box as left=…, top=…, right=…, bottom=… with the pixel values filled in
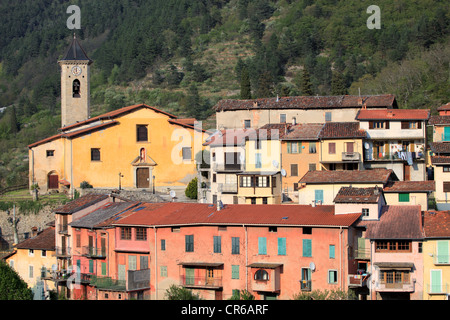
left=369, top=121, right=374, bottom=129
left=398, top=193, right=410, bottom=202
left=287, top=142, right=291, bottom=154
left=278, top=238, right=286, bottom=255
left=231, top=265, right=239, bottom=279
left=101, top=262, right=107, bottom=275
left=329, top=143, right=336, bottom=154
left=329, top=245, right=335, bottom=259
left=214, top=236, right=221, bottom=253
left=303, top=239, right=312, bottom=257
left=385, top=121, right=390, bottom=129
left=258, top=237, right=267, bottom=255
left=315, top=190, right=324, bottom=203
left=232, top=237, right=240, bottom=254
left=437, top=241, right=449, bottom=264
left=291, top=164, right=298, bottom=177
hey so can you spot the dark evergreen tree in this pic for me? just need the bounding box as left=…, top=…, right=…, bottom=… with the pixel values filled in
left=300, top=70, right=313, bottom=96
left=240, top=66, right=252, bottom=99
left=331, top=71, right=348, bottom=95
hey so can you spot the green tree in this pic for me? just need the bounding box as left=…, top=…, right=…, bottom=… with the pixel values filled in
left=0, top=260, right=33, bottom=300
left=185, top=177, right=198, bottom=199
left=240, top=66, right=252, bottom=99
left=165, top=284, right=202, bottom=300
left=331, top=71, right=348, bottom=95
left=300, top=69, right=313, bottom=96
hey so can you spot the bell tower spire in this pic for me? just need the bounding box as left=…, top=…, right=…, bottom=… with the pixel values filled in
left=58, top=34, right=93, bottom=127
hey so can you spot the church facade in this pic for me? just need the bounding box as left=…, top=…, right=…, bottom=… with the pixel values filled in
left=28, top=36, right=206, bottom=195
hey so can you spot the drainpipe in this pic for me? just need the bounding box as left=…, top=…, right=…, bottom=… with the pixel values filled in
left=154, top=226, right=157, bottom=300
left=70, top=139, right=74, bottom=199
left=243, top=224, right=248, bottom=291
left=340, top=227, right=343, bottom=291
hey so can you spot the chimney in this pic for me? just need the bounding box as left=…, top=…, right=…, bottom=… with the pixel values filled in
left=312, top=200, right=316, bottom=207
left=31, top=227, right=38, bottom=238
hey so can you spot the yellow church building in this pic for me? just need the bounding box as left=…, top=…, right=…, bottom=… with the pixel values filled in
left=28, top=35, right=207, bottom=196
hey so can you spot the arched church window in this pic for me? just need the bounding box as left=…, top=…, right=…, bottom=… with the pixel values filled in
left=140, top=148, right=146, bottom=162
left=73, top=79, right=81, bottom=97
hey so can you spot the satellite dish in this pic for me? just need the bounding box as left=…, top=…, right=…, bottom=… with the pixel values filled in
left=364, top=142, right=370, bottom=150
left=281, top=169, right=287, bottom=177
left=170, top=190, right=176, bottom=198
left=309, top=262, right=316, bottom=272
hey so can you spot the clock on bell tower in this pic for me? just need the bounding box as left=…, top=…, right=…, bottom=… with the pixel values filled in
left=58, top=34, right=93, bottom=127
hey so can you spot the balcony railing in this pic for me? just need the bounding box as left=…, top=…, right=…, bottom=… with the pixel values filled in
left=348, top=274, right=370, bottom=287
left=213, top=163, right=244, bottom=172
left=218, top=183, right=238, bottom=193
left=369, top=151, right=424, bottom=162
left=342, top=152, right=360, bottom=161
left=54, top=246, right=71, bottom=258
left=90, top=275, right=126, bottom=291
left=354, top=249, right=371, bottom=260
left=300, top=280, right=312, bottom=291
left=427, top=283, right=449, bottom=295
left=58, top=224, right=68, bottom=234
left=376, top=281, right=415, bottom=292
left=433, top=254, right=450, bottom=265
left=82, top=246, right=106, bottom=259
left=180, top=275, right=223, bottom=288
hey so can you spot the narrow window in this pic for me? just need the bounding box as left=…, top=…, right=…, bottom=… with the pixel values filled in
left=329, top=245, right=335, bottom=259
left=280, top=114, right=286, bottom=123
left=244, top=120, right=251, bottom=129
left=278, top=238, right=286, bottom=255
left=291, top=164, right=298, bottom=176
left=91, top=148, right=101, bottom=161
left=328, top=142, right=336, bottom=154
left=72, top=79, right=81, bottom=97
left=258, top=237, right=267, bottom=255
left=213, top=236, right=221, bottom=253
left=137, top=125, right=148, bottom=142
left=303, top=239, right=312, bottom=257
left=328, top=270, right=338, bottom=284
left=161, top=239, right=166, bottom=251
left=185, top=235, right=194, bottom=252
left=46, top=150, right=55, bottom=157
left=232, top=237, right=240, bottom=254
left=231, top=265, right=239, bottom=279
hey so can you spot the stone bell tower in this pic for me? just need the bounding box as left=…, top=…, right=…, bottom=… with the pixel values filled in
left=58, top=34, right=93, bottom=127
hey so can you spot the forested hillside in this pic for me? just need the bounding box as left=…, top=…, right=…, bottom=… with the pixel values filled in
left=0, top=0, right=448, bottom=187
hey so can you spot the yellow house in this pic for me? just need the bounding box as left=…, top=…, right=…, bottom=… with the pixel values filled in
left=318, top=122, right=366, bottom=171
left=383, top=180, right=435, bottom=211
left=28, top=104, right=207, bottom=195
left=4, top=226, right=57, bottom=299
left=238, top=124, right=282, bottom=204
left=422, top=210, right=450, bottom=300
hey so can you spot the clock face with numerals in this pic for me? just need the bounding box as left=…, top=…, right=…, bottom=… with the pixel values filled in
left=71, top=66, right=82, bottom=76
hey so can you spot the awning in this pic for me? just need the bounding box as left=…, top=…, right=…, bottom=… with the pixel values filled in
left=178, top=262, right=224, bottom=267
left=373, top=262, right=414, bottom=270
left=247, top=263, right=283, bottom=269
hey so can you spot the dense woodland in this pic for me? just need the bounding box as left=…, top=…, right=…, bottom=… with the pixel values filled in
left=0, top=0, right=448, bottom=188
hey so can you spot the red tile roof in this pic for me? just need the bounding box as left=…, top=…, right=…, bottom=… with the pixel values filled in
left=364, top=206, right=423, bottom=239
left=54, top=193, right=109, bottom=214
left=430, top=142, right=450, bottom=154
left=430, top=155, right=450, bottom=165
left=334, top=187, right=383, bottom=203
left=298, top=168, right=394, bottom=184
left=356, top=108, right=430, bottom=120
left=437, top=102, right=450, bottom=111
left=318, top=122, right=366, bottom=139
left=383, top=181, right=435, bottom=193
left=60, top=104, right=177, bottom=131
left=214, top=94, right=397, bottom=112
left=423, top=210, right=450, bottom=238
left=15, top=226, right=55, bottom=251
left=283, top=123, right=323, bottom=141
left=112, top=202, right=361, bottom=228
left=429, top=115, right=450, bottom=125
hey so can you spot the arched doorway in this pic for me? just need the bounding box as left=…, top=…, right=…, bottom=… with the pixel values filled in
left=47, top=171, right=59, bottom=190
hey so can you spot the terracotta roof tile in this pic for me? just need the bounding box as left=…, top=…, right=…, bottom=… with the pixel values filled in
left=283, top=123, right=323, bottom=141
left=54, top=193, right=109, bottom=214
left=364, top=206, right=423, bottom=239
left=15, top=226, right=55, bottom=251
left=430, top=142, right=450, bottom=154
left=437, top=102, right=450, bottom=111
left=383, top=181, right=435, bottom=193
left=319, top=122, right=366, bottom=139
left=334, top=187, right=382, bottom=203
left=429, top=115, right=450, bottom=125
left=214, top=95, right=397, bottom=112
left=430, top=155, right=450, bottom=165
left=356, top=108, right=430, bottom=120
left=298, top=168, right=394, bottom=184
left=423, top=210, right=450, bottom=238
left=113, top=202, right=361, bottom=228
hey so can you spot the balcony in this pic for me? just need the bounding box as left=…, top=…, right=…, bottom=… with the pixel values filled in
left=300, top=280, right=312, bottom=291
left=248, top=263, right=282, bottom=293
left=354, top=248, right=371, bottom=260
left=54, top=246, right=71, bottom=258
left=213, top=163, right=244, bottom=172
left=180, top=275, right=223, bottom=289
left=90, top=275, right=126, bottom=291
left=58, top=224, right=68, bottom=234
left=218, top=183, right=238, bottom=193
left=348, top=274, right=370, bottom=287
left=427, top=283, right=449, bottom=295
left=376, top=281, right=415, bottom=292
left=82, top=246, right=106, bottom=259
left=342, top=152, right=360, bottom=162
left=368, top=151, right=424, bottom=162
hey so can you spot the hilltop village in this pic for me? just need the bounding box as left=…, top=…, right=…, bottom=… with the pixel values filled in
left=2, top=36, right=450, bottom=301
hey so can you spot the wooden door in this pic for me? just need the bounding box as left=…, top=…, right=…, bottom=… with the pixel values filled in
left=136, top=168, right=150, bottom=188
left=48, top=173, right=59, bottom=189
left=404, top=164, right=411, bottom=181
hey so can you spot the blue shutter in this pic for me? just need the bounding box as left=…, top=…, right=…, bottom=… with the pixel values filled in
left=258, top=237, right=267, bottom=255
left=445, top=127, right=450, bottom=141
left=315, top=190, right=324, bottom=203
left=231, top=265, right=239, bottom=279
left=329, top=245, right=335, bottom=259
left=278, top=238, right=286, bottom=255
left=214, top=236, right=221, bottom=253
left=303, top=239, right=312, bottom=257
